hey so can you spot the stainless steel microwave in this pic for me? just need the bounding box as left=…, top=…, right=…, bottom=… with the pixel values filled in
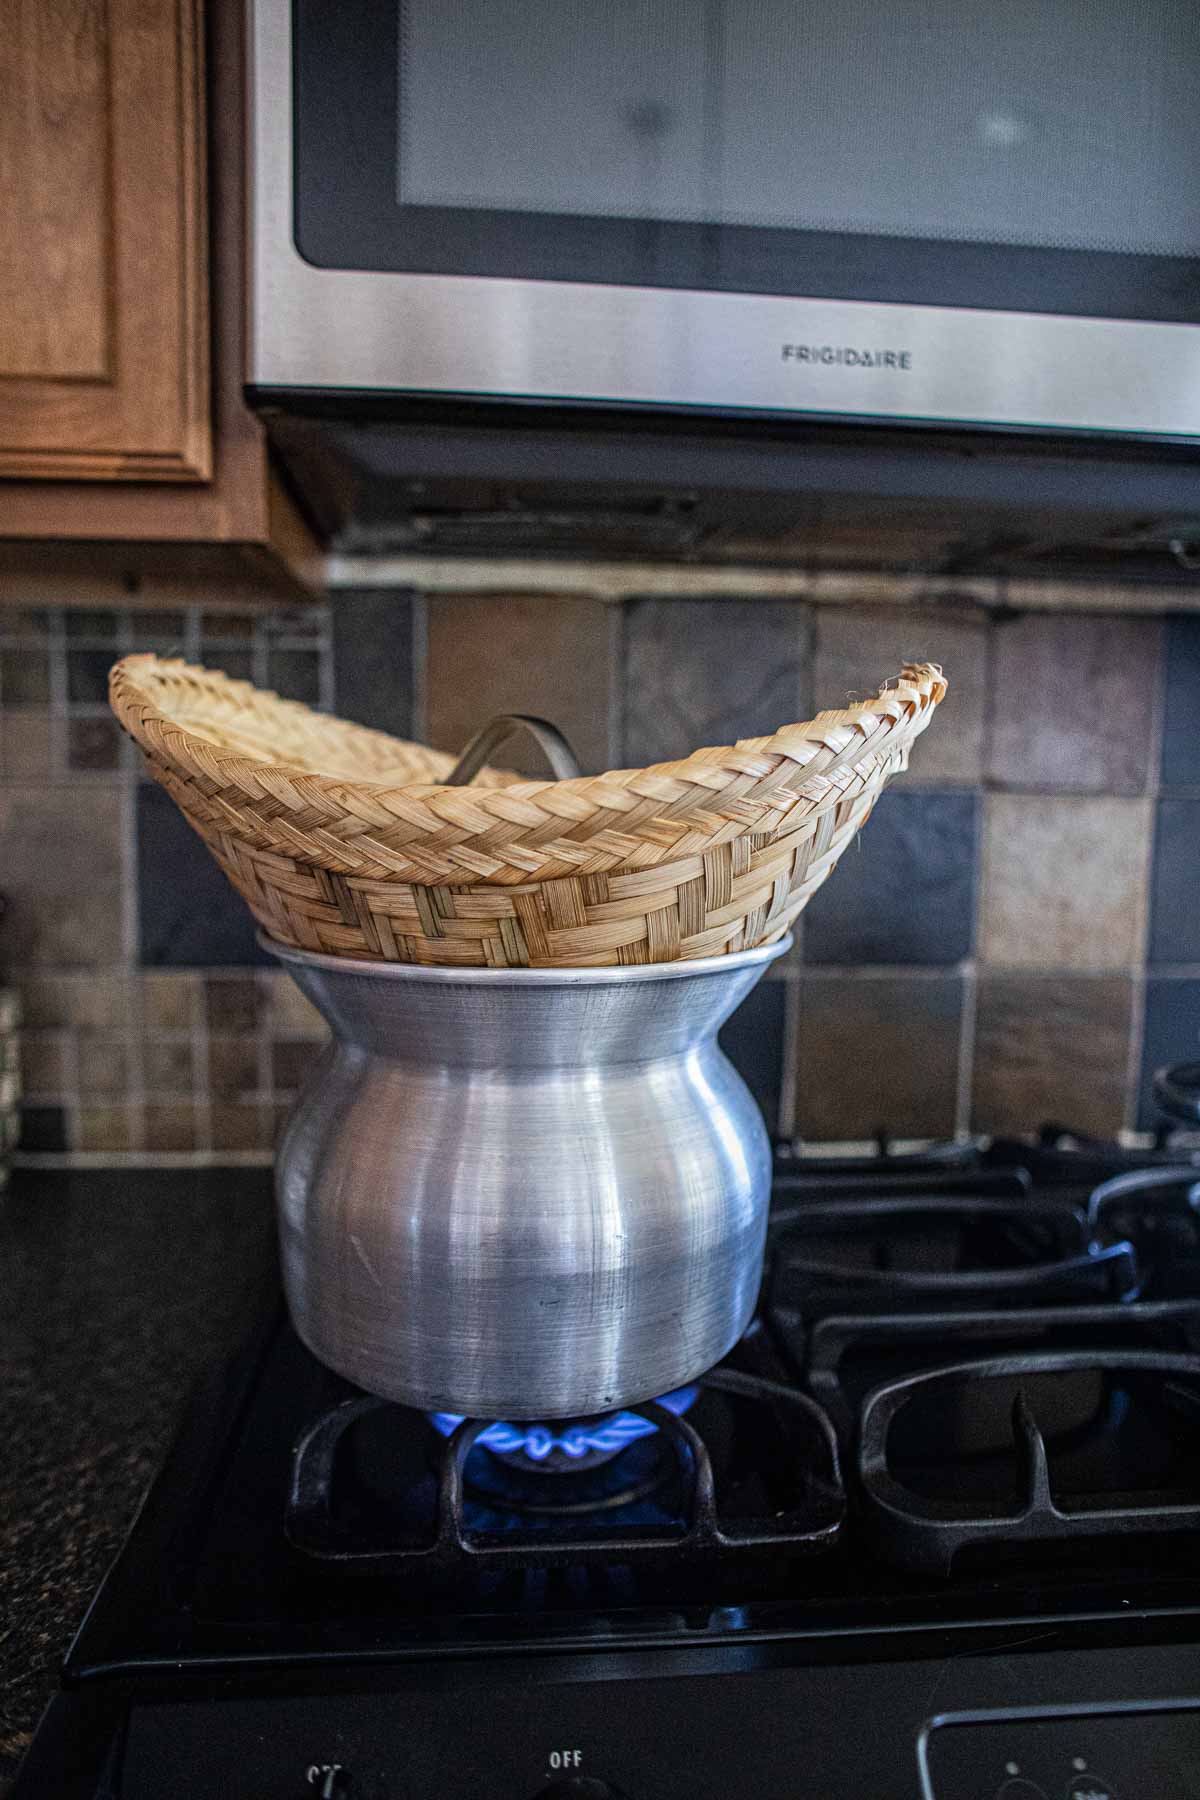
left=249, top=0, right=1200, bottom=444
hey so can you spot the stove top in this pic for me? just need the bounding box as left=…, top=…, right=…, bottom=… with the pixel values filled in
left=18, top=1129, right=1200, bottom=1800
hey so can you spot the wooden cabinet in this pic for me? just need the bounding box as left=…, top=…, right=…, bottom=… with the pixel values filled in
left=0, top=0, right=320, bottom=591
left=0, top=0, right=209, bottom=482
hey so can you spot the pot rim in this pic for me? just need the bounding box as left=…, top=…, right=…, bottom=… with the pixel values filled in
left=259, top=929, right=792, bottom=987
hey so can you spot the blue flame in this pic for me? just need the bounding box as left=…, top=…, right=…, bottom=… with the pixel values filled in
left=430, top=1385, right=699, bottom=1462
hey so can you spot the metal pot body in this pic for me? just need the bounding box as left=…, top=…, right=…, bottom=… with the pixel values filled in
left=270, top=936, right=788, bottom=1418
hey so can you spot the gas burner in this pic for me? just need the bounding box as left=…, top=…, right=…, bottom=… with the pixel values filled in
left=428, top=1385, right=699, bottom=1475
left=285, top=1368, right=844, bottom=1574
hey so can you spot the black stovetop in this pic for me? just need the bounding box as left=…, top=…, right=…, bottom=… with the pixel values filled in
left=19, top=1131, right=1200, bottom=1800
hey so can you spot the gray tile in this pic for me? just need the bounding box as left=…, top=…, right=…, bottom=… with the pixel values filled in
left=77, top=1034, right=131, bottom=1097
left=66, top=610, right=118, bottom=639
left=802, top=791, right=977, bottom=966
left=1139, top=978, right=1200, bottom=1129
left=0, top=787, right=123, bottom=967
left=988, top=613, right=1161, bottom=794
left=428, top=593, right=612, bottom=774
left=201, top=647, right=253, bottom=683
left=19, top=1033, right=68, bottom=1096
left=1149, top=798, right=1200, bottom=964
left=66, top=648, right=115, bottom=705
left=143, top=1038, right=194, bottom=1094
left=793, top=973, right=963, bottom=1141
left=0, top=647, right=50, bottom=704
left=622, top=598, right=811, bottom=767
left=979, top=794, right=1151, bottom=971
left=268, top=648, right=321, bottom=705
left=67, top=715, right=120, bottom=771
left=331, top=590, right=413, bottom=737
left=813, top=607, right=985, bottom=783
left=0, top=710, right=52, bottom=779
left=717, top=979, right=785, bottom=1136
left=972, top=974, right=1133, bottom=1138
left=132, top=609, right=187, bottom=643
left=137, top=784, right=268, bottom=967
left=1161, top=615, right=1200, bottom=789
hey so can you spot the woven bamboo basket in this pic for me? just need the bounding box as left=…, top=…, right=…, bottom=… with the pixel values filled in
left=110, top=655, right=946, bottom=969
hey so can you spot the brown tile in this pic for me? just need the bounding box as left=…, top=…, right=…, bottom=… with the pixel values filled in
left=204, top=975, right=264, bottom=1033
left=202, top=610, right=255, bottom=640
left=0, top=788, right=122, bottom=966
left=427, top=594, right=612, bottom=774
left=207, top=1035, right=260, bottom=1100
left=272, top=1101, right=295, bottom=1141
left=972, top=974, right=1133, bottom=1138
left=76, top=1106, right=134, bottom=1153
left=793, top=973, right=963, bottom=1141
left=622, top=599, right=812, bottom=767
left=210, top=1102, right=269, bottom=1152
left=142, top=971, right=198, bottom=1031
left=18, top=976, right=74, bottom=1029
left=813, top=607, right=985, bottom=784
left=0, top=607, right=51, bottom=634
left=0, top=646, right=50, bottom=703
left=0, top=709, right=52, bottom=779
left=979, top=795, right=1151, bottom=971
left=76, top=1033, right=130, bottom=1097
left=988, top=614, right=1162, bottom=794
left=144, top=1103, right=197, bottom=1152
left=19, top=1032, right=68, bottom=1095
left=71, top=974, right=137, bottom=1033
left=131, top=609, right=187, bottom=641
left=65, top=608, right=119, bottom=639
left=67, top=715, right=120, bottom=771
left=263, top=972, right=325, bottom=1037
left=270, top=1038, right=324, bottom=1093
left=143, top=1038, right=194, bottom=1094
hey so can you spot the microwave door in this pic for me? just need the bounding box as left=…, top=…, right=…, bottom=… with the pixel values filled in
left=252, top=0, right=1200, bottom=438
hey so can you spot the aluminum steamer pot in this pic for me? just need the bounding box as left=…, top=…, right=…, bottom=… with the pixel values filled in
left=268, top=933, right=790, bottom=1419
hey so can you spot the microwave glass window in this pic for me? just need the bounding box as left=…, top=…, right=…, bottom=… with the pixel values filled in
left=397, top=0, right=1200, bottom=255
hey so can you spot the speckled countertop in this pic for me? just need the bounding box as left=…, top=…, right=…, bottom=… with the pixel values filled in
left=0, top=1166, right=276, bottom=1787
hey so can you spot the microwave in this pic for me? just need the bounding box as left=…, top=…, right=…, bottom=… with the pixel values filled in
left=249, top=0, right=1200, bottom=443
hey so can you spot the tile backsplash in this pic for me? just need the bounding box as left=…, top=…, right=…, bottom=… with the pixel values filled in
left=2, top=582, right=1198, bottom=1160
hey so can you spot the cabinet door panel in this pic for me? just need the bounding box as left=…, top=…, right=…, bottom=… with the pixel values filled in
left=0, top=0, right=210, bottom=481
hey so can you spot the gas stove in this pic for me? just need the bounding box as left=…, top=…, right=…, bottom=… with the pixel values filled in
left=16, top=1131, right=1200, bottom=1800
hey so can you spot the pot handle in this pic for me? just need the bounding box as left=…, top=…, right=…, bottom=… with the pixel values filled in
left=443, top=714, right=582, bottom=786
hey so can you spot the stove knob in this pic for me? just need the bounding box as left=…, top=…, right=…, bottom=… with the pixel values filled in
left=535, top=1780, right=621, bottom=1800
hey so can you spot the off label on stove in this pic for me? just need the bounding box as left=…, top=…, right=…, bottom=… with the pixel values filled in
left=547, top=1749, right=584, bottom=1771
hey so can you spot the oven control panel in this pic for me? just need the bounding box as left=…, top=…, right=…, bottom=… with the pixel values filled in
left=116, top=1667, right=1200, bottom=1800
left=922, top=1702, right=1200, bottom=1800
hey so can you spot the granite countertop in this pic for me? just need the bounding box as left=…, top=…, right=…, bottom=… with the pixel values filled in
left=0, top=1166, right=277, bottom=1785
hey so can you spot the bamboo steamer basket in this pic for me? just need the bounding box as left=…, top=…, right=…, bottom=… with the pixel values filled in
left=109, top=655, right=946, bottom=969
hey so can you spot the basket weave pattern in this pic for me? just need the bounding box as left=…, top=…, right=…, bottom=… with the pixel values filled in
left=110, top=656, right=946, bottom=968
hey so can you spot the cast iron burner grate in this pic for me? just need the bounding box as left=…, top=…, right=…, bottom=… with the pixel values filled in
left=857, top=1350, right=1200, bottom=1575
left=765, top=1193, right=1140, bottom=1328
left=286, top=1367, right=844, bottom=1574
left=1087, top=1166, right=1200, bottom=1298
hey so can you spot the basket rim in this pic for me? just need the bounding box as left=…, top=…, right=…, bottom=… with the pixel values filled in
left=261, top=927, right=793, bottom=986
left=110, top=651, right=946, bottom=803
